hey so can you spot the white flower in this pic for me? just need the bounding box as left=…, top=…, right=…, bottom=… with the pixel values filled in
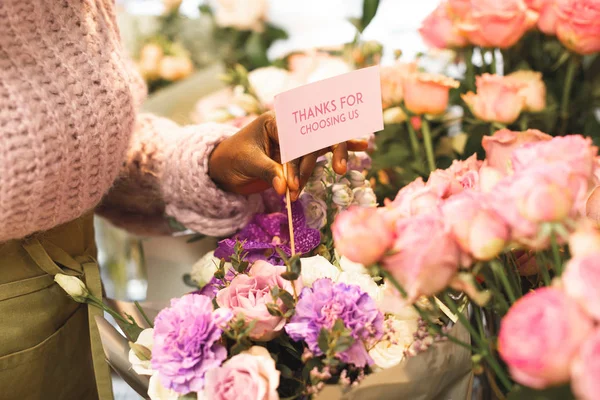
left=338, top=256, right=368, bottom=274
left=383, top=107, right=407, bottom=124
left=191, top=251, right=230, bottom=287
left=300, top=255, right=340, bottom=287
left=54, top=274, right=89, bottom=302
left=148, top=372, right=180, bottom=400
left=352, top=187, right=377, bottom=207
left=347, top=170, right=367, bottom=189
left=128, top=328, right=154, bottom=376
left=331, top=183, right=354, bottom=207
left=214, top=0, right=268, bottom=32
left=369, top=316, right=419, bottom=370
left=248, top=67, right=300, bottom=106
left=299, top=193, right=328, bottom=230
left=304, top=180, right=327, bottom=198
left=305, top=57, right=352, bottom=83
left=337, top=271, right=385, bottom=304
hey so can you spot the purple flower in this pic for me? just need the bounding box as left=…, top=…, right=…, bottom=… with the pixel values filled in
left=285, top=279, right=384, bottom=367
left=152, top=294, right=232, bottom=394
left=348, top=151, right=372, bottom=172
left=214, top=200, right=320, bottom=264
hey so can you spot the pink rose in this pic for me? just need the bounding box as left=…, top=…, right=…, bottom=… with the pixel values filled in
left=555, top=0, right=600, bottom=55
left=383, top=178, right=443, bottom=222
left=506, top=70, right=547, bottom=112
left=525, top=0, right=559, bottom=34
left=442, top=191, right=509, bottom=261
left=563, top=253, right=600, bottom=320
left=457, top=0, right=538, bottom=48
left=204, top=346, right=280, bottom=400
left=568, top=221, right=600, bottom=257
left=478, top=165, right=504, bottom=192
left=380, top=62, right=418, bottom=109
left=427, top=154, right=483, bottom=197
left=462, top=74, right=526, bottom=124
left=216, top=261, right=301, bottom=341
left=571, top=329, right=600, bottom=400
left=383, top=214, right=460, bottom=301
left=447, top=0, right=472, bottom=19
left=498, top=287, right=594, bottom=389
left=586, top=186, right=600, bottom=223
left=332, top=206, right=394, bottom=266
left=482, top=128, right=552, bottom=174
left=419, top=3, right=468, bottom=49
left=403, top=73, right=460, bottom=115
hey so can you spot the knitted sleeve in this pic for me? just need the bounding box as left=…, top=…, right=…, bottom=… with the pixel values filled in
left=97, top=114, right=264, bottom=237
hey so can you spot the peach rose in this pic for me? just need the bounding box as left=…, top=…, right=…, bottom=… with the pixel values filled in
left=158, top=56, right=193, bottom=81
left=568, top=221, right=600, bottom=257
left=482, top=128, right=552, bottom=174
left=571, top=329, right=600, bottom=400
left=462, top=74, right=526, bottom=124
left=457, top=0, right=538, bottom=48
left=419, top=3, right=468, bottom=49
left=383, top=214, right=460, bottom=301
left=332, top=207, right=394, bottom=266
left=383, top=178, right=443, bottom=222
left=447, top=0, right=472, bottom=19
left=403, top=72, right=460, bottom=115
left=214, top=0, right=268, bottom=32
left=555, top=0, right=600, bottom=55
left=498, top=287, right=594, bottom=389
left=563, top=253, right=600, bottom=320
left=506, top=70, right=547, bottom=112
left=288, top=52, right=351, bottom=84
left=525, top=0, right=559, bottom=34
left=380, top=62, right=418, bottom=108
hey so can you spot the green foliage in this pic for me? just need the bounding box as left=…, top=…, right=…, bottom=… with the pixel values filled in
left=507, top=385, right=575, bottom=400
left=350, top=0, right=381, bottom=33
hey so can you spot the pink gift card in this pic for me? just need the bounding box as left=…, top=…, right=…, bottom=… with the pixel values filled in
left=274, top=66, right=384, bottom=164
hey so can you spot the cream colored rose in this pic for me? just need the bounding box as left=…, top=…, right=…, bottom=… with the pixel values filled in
left=191, top=251, right=230, bottom=287
left=337, top=271, right=386, bottom=304
left=138, top=43, right=164, bottom=79
left=148, top=372, right=180, bottom=400
left=300, top=255, right=340, bottom=287
left=248, top=67, right=300, bottom=107
left=369, top=316, right=419, bottom=369
left=54, top=274, right=89, bottom=302
left=158, top=56, right=193, bottom=81
left=214, top=0, right=268, bottom=32
left=128, top=328, right=154, bottom=376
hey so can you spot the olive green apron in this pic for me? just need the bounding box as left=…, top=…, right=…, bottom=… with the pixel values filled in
left=0, top=213, right=114, bottom=400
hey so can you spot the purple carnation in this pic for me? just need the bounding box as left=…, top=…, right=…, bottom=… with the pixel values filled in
left=152, top=294, right=232, bottom=394
left=214, top=199, right=320, bottom=264
left=285, top=279, right=384, bottom=367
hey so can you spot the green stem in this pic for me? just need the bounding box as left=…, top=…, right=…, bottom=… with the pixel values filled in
left=490, top=49, right=497, bottom=75
left=560, top=54, right=579, bottom=134
left=405, top=118, right=424, bottom=169
left=443, top=293, right=513, bottom=392
left=87, top=294, right=131, bottom=325
left=536, top=253, right=552, bottom=286
left=135, top=301, right=154, bottom=328
left=465, top=47, right=475, bottom=91
left=421, top=119, right=436, bottom=173
left=519, top=114, right=529, bottom=131
left=490, top=260, right=517, bottom=304
left=551, top=231, right=563, bottom=276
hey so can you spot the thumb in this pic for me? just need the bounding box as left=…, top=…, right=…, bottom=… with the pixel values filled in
left=246, top=152, right=287, bottom=196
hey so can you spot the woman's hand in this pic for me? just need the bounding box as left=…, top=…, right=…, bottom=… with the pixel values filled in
left=209, top=111, right=368, bottom=200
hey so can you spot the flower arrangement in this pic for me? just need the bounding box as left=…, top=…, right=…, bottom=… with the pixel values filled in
left=334, top=129, right=600, bottom=399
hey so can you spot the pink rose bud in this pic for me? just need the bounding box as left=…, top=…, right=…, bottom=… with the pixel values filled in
left=482, top=128, right=552, bottom=174
left=333, top=206, right=394, bottom=266
left=419, top=3, right=468, bottom=50
left=403, top=73, right=460, bottom=116
left=563, top=253, right=600, bottom=320
left=499, top=287, right=594, bottom=389
left=506, top=71, right=547, bottom=112
left=383, top=214, right=460, bottom=301
left=462, top=75, right=527, bottom=125
left=571, top=329, right=600, bottom=400
left=456, top=0, right=538, bottom=48
left=555, top=0, right=600, bottom=55
left=442, top=192, right=509, bottom=261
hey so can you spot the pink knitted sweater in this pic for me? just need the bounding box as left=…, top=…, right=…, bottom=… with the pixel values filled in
left=0, top=0, right=263, bottom=242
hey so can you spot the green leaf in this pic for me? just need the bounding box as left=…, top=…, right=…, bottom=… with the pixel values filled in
left=245, top=31, right=269, bottom=68
left=277, top=363, right=295, bottom=379
left=507, top=385, right=575, bottom=400
left=271, top=286, right=281, bottom=298
left=198, top=4, right=213, bottom=15
left=278, top=290, right=296, bottom=309
left=289, top=256, right=302, bottom=276
left=360, top=0, right=380, bottom=33
left=333, top=319, right=346, bottom=333
left=348, top=17, right=363, bottom=32
left=264, top=23, right=289, bottom=42
left=280, top=271, right=300, bottom=281
left=266, top=304, right=284, bottom=317
left=333, top=336, right=355, bottom=353
left=318, top=328, right=330, bottom=354
left=275, top=248, right=289, bottom=263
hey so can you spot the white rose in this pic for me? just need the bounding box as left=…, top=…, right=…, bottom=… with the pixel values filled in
left=337, top=271, right=385, bottom=304
left=369, top=316, right=419, bottom=369
left=338, top=256, right=368, bottom=274
left=191, top=251, right=230, bottom=287
left=305, top=57, right=352, bottom=83
left=148, top=372, right=180, bottom=400
left=248, top=67, right=301, bottom=106
left=54, top=274, right=89, bottom=302
left=128, top=328, right=154, bottom=376
left=300, top=255, right=340, bottom=287
left=214, top=0, right=268, bottom=31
